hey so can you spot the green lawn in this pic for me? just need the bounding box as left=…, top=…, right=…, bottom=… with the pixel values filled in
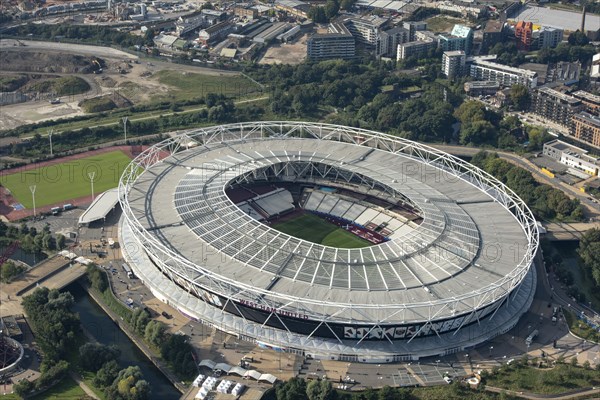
left=30, top=377, right=87, bottom=400
left=155, top=70, right=260, bottom=101
left=271, top=213, right=371, bottom=249
left=0, top=150, right=132, bottom=208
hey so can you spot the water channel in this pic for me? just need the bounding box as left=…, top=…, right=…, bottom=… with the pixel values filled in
left=68, top=283, right=182, bottom=400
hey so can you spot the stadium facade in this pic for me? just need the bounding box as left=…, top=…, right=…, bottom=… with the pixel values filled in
left=119, top=122, right=538, bottom=363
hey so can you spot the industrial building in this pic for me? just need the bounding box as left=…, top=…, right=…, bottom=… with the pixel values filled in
left=543, top=139, right=600, bottom=176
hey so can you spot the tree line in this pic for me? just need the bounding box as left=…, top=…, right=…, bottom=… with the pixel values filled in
left=471, top=151, right=584, bottom=221
left=88, top=265, right=197, bottom=380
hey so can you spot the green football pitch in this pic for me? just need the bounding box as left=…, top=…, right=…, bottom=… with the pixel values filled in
left=0, top=150, right=133, bottom=208
left=271, top=213, right=371, bottom=249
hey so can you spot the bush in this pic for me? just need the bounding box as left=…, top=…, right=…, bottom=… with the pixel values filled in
left=79, top=96, right=117, bottom=113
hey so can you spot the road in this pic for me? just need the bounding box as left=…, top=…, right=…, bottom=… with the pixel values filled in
left=430, top=143, right=600, bottom=220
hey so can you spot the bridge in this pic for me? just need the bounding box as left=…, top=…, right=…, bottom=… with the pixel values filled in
left=542, top=222, right=599, bottom=242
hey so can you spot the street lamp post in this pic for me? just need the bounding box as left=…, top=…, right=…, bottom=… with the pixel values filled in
left=48, top=129, right=54, bottom=156
left=88, top=171, right=96, bottom=201
left=123, top=117, right=128, bottom=142
left=489, top=346, right=494, bottom=358
left=29, top=185, right=36, bottom=218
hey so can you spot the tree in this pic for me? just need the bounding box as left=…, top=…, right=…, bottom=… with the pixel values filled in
left=87, top=265, right=109, bottom=292
left=340, top=0, right=356, bottom=10
left=94, top=360, right=121, bottom=388
left=22, top=288, right=79, bottom=361
left=510, top=84, right=530, bottom=111
left=56, top=234, right=66, bottom=250
left=568, top=30, right=590, bottom=46
left=459, top=120, right=496, bottom=145
left=13, top=379, right=34, bottom=397
left=160, top=334, right=196, bottom=379
left=308, top=6, right=327, bottom=23
left=144, top=320, right=166, bottom=348
left=306, top=380, right=333, bottom=400
left=578, top=228, right=600, bottom=287
left=324, top=0, right=339, bottom=19
left=79, top=343, right=121, bottom=372
left=0, top=261, right=25, bottom=283
left=454, top=100, right=487, bottom=124
left=105, top=366, right=149, bottom=400
left=129, top=308, right=150, bottom=335
left=276, top=377, right=306, bottom=400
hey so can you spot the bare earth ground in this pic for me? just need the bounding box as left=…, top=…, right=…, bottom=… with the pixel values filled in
left=259, top=33, right=308, bottom=65
left=0, top=39, right=242, bottom=130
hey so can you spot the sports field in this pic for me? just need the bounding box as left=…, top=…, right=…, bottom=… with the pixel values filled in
left=271, top=213, right=370, bottom=249
left=0, top=150, right=132, bottom=208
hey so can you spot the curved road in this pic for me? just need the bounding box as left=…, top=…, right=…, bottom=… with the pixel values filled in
left=431, top=144, right=600, bottom=220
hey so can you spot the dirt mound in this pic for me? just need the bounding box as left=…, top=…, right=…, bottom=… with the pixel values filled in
left=0, top=51, right=102, bottom=74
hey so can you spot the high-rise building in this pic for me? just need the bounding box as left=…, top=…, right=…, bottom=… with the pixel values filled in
left=531, top=87, right=584, bottom=129
left=572, top=91, right=600, bottom=116
left=307, top=22, right=355, bottom=61
left=442, top=50, right=466, bottom=79
left=482, top=20, right=504, bottom=52
left=533, top=26, right=563, bottom=49
left=377, top=26, right=410, bottom=58
left=515, top=21, right=533, bottom=51
left=343, top=16, right=388, bottom=46
left=572, top=112, right=600, bottom=148
left=397, top=40, right=436, bottom=60
left=439, top=24, right=473, bottom=55
left=469, top=59, right=538, bottom=88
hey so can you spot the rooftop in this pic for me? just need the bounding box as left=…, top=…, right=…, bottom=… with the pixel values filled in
left=537, top=87, right=581, bottom=104
left=126, top=133, right=531, bottom=324
left=451, top=24, right=473, bottom=38
left=472, top=59, right=538, bottom=78
left=79, top=188, right=120, bottom=225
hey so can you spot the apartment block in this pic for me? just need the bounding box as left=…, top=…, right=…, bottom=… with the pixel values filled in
left=469, top=59, right=538, bottom=88
left=307, top=22, right=355, bottom=61
left=397, top=40, right=436, bottom=60
left=377, top=26, right=410, bottom=58
left=482, top=20, right=504, bottom=51
left=343, top=15, right=388, bottom=46
left=572, top=90, right=600, bottom=116
left=439, top=24, right=473, bottom=55
left=531, top=87, right=584, bottom=129
left=442, top=50, right=466, bottom=79
left=533, top=26, right=563, bottom=49
left=515, top=21, right=533, bottom=50
left=572, top=112, right=600, bottom=148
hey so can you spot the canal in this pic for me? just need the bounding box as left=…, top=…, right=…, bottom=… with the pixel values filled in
left=68, top=283, right=182, bottom=400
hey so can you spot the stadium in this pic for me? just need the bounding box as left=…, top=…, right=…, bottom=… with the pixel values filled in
left=118, top=122, right=539, bottom=363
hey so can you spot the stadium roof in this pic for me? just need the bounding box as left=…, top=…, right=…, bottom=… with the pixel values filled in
left=78, top=188, right=120, bottom=225
left=123, top=128, right=533, bottom=324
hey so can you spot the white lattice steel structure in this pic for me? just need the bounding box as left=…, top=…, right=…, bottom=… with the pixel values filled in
left=119, top=122, right=538, bottom=362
